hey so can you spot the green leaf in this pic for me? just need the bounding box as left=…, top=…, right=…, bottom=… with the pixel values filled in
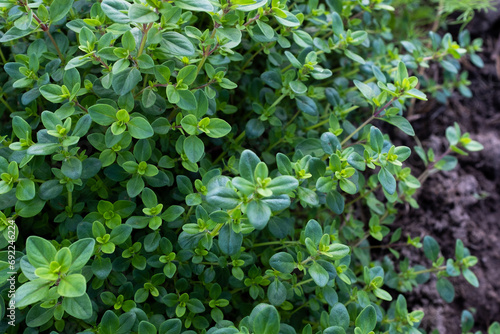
left=296, top=95, right=318, bottom=116
left=369, top=126, right=384, bottom=153
left=462, top=268, right=479, bottom=287
left=218, top=224, right=242, bottom=256
left=162, top=32, right=195, bottom=56
left=112, top=68, right=142, bottom=95
left=128, top=117, right=154, bottom=139
left=396, top=61, right=408, bottom=86
left=339, top=178, right=357, bottom=195
left=250, top=304, right=280, bottom=334
left=235, top=0, right=267, bottom=11
left=0, top=26, right=33, bottom=42
left=354, top=80, right=375, bottom=100
left=404, top=88, right=427, bottom=101
left=378, top=167, right=396, bottom=195
left=27, top=143, right=60, bottom=156
left=305, top=219, right=322, bottom=245
left=161, top=205, right=185, bottom=222
left=344, top=49, right=365, bottom=64
left=176, top=90, right=197, bottom=111
left=12, top=116, right=32, bottom=140
left=331, top=12, right=344, bottom=36
left=355, top=305, right=377, bottom=333
left=378, top=116, right=415, bottom=136
left=309, top=262, right=329, bottom=287
left=62, top=294, right=92, bottom=319
left=274, top=10, right=300, bottom=27
left=206, top=188, right=240, bottom=210
left=330, top=303, right=350, bottom=330
left=239, top=150, right=260, bottom=183
left=298, top=187, right=319, bottom=206
left=326, top=190, right=345, bottom=215
left=69, top=238, right=96, bottom=271
left=128, top=4, right=159, bottom=23
left=58, top=274, right=87, bottom=297
left=62, top=157, right=83, bottom=179
left=16, top=179, right=35, bottom=201
left=122, top=31, right=136, bottom=51
left=26, top=303, right=55, bottom=327
left=50, top=0, right=74, bottom=22
left=139, top=321, right=157, bottom=334
left=127, top=174, right=145, bottom=198
left=267, top=176, right=298, bottom=195
left=101, top=0, right=131, bottom=23
left=267, top=279, right=286, bottom=306
left=177, top=65, right=198, bottom=86
left=246, top=200, right=271, bottom=230
left=328, top=244, right=350, bottom=260
left=435, top=155, right=458, bottom=171
left=423, top=236, right=440, bottom=262
left=100, top=310, right=120, bottom=334
left=26, top=236, right=56, bottom=268
left=373, top=288, right=392, bottom=301
left=88, top=104, right=117, bottom=126
left=269, top=252, right=295, bottom=274
left=488, top=322, right=500, bottom=334
left=14, top=279, right=51, bottom=308
left=159, top=319, right=182, bottom=334
left=40, top=85, right=65, bottom=103
left=174, top=0, right=213, bottom=12
left=183, top=135, right=204, bottom=163
left=205, top=119, right=232, bottom=138
left=436, top=277, right=455, bottom=303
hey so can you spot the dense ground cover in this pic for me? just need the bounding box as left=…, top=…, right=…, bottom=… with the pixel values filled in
left=0, top=0, right=499, bottom=333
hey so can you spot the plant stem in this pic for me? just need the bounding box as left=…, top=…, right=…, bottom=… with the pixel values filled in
left=137, top=23, right=153, bottom=57
left=417, top=147, right=452, bottom=183
left=251, top=241, right=298, bottom=248
left=340, top=96, right=398, bottom=146
left=295, top=278, right=314, bottom=287
left=289, top=299, right=311, bottom=315
left=73, top=99, right=88, bottom=113
left=31, top=12, right=65, bottom=62
left=0, top=47, right=7, bottom=63
left=270, top=92, right=288, bottom=109
left=412, top=266, right=446, bottom=275
left=67, top=190, right=73, bottom=211
left=344, top=185, right=381, bottom=208
left=0, top=96, right=15, bottom=113
left=213, top=130, right=246, bottom=164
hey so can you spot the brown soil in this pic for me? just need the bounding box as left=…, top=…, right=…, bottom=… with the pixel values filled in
left=392, top=9, right=500, bottom=333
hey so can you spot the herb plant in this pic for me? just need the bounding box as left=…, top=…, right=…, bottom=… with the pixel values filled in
left=0, top=0, right=497, bottom=333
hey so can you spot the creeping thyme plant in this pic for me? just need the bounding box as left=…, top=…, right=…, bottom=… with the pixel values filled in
left=0, top=0, right=498, bottom=333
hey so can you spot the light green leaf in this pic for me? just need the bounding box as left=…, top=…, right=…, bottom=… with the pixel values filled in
left=26, top=236, right=56, bottom=268
left=62, top=294, right=93, bottom=319
left=128, top=117, right=154, bottom=139
left=128, top=4, right=158, bottom=23
left=205, top=118, right=231, bottom=138
left=250, top=304, right=280, bottom=334
left=183, top=135, right=204, bottom=163
left=16, top=179, right=35, bottom=201
left=112, top=68, right=142, bottom=95
left=174, top=0, right=213, bottom=12
left=378, top=167, right=396, bottom=195
left=246, top=200, right=271, bottom=230
left=57, top=274, right=87, bottom=297
left=14, top=279, right=51, bottom=308
left=309, top=262, right=329, bottom=287
left=162, top=32, right=195, bottom=56
left=50, top=0, right=74, bottom=22
left=88, top=104, right=117, bottom=126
